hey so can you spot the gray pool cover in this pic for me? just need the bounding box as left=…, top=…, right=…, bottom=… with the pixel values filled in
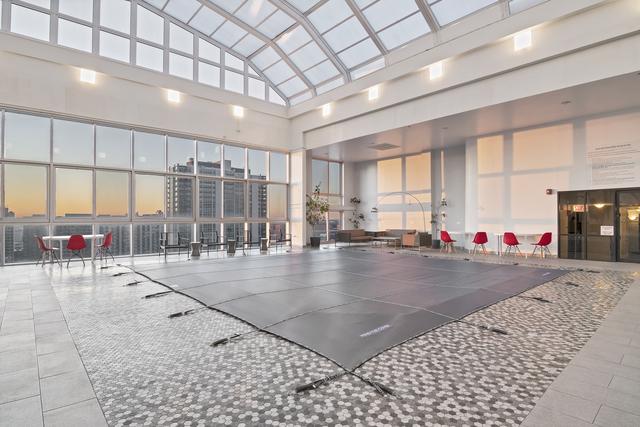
left=130, top=251, right=565, bottom=371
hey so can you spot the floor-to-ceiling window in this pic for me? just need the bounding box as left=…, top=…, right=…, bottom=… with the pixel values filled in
left=0, top=109, right=289, bottom=264
left=311, top=159, right=342, bottom=241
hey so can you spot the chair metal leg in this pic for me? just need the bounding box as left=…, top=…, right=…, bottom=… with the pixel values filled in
left=481, top=244, right=487, bottom=255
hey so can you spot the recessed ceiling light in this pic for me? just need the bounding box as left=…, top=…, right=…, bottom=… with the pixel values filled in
left=322, top=103, right=332, bottom=117
left=514, top=29, right=533, bottom=51
left=232, top=105, right=244, bottom=118
left=79, top=68, right=96, bottom=84
left=167, top=89, right=181, bottom=103
left=429, top=62, right=443, bottom=80
left=561, top=100, right=572, bottom=105
left=368, top=85, right=379, bottom=101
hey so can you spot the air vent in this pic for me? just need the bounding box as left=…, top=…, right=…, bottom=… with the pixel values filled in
left=369, top=143, right=399, bottom=151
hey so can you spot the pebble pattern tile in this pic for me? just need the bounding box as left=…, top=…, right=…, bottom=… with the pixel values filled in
left=44, top=252, right=633, bottom=427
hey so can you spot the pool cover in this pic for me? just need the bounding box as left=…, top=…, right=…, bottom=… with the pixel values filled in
left=130, top=251, right=565, bottom=371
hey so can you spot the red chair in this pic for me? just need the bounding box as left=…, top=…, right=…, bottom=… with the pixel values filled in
left=96, top=232, right=115, bottom=262
left=35, top=236, right=61, bottom=267
left=472, top=232, right=489, bottom=255
left=440, top=230, right=456, bottom=253
left=66, top=235, right=87, bottom=267
left=503, top=232, right=522, bottom=256
left=531, top=232, right=552, bottom=258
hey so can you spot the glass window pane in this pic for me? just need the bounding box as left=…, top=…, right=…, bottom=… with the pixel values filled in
left=270, top=152, right=287, bottom=182
left=248, top=222, right=266, bottom=241
left=99, top=31, right=130, bottom=62
left=135, top=174, right=164, bottom=218
left=97, top=224, right=131, bottom=257
left=3, top=164, right=48, bottom=219
left=96, top=171, right=129, bottom=218
left=224, top=70, right=244, bottom=94
left=377, top=158, right=402, bottom=193
left=136, top=42, right=164, bottom=71
left=134, top=132, right=165, bottom=171
left=198, top=223, right=220, bottom=245
left=268, top=184, right=287, bottom=219
left=133, top=223, right=162, bottom=254
left=137, top=6, right=164, bottom=44
left=59, top=0, right=93, bottom=22
left=166, top=176, right=193, bottom=217
left=4, top=224, right=49, bottom=264
left=198, top=62, right=220, bottom=87
left=55, top=168, right=93, bottom=218
left=58, top=19, right=93, bottom=52
left=198, top=179, right=221, bottom=218
left=167, top=223, right=192, bottom=243
left=197, top=141, right=221, bottom=176
left=96, top=126, right=131, bottom=168
left=199, top=39, right=220, bottom=63
left=223, top=223, right=244, bottom=242
left=170, top=23, right=193, bottom=54
left=224, top=146, right=245, bottom=178
left=21, top=0, right=50, bottom=8
left=169, top=53, right=193, bottom=79
left=249, top=183, right=267, bottom=218
left=53, top=119, right=94, bottom=165
left=100, top=0, right=130, bottom=34
left=406, top=153, right=431, bottom=192
left=248, top=78, right=265, bottom=100
left=312, top=159, right=328, bottom=193
left=269, top=222, right=287, bottom=240
left=329, top=162, right=341, bottom=194
left=247, top=149, right=267, bottom=180
left=167, top=137, right=195, bottom=173
left=223, top=181, right=245, bottom=217
left=4, top=112, right=50, bottom=162
left=11, top=5, right=50, bottom=41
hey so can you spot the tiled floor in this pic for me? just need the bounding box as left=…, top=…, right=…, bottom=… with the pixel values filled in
left=0, top=248, right=638, bottom=426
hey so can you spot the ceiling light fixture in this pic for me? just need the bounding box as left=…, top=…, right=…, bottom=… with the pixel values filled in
left=322, top=103, right=332, bottom=117
left=514, top=29, right=533, bottom=51
left=79, top=68, right=96, bottom=84
left=368, top=85, right=379, bottom=101
left=429, top=62, right=443, bottom=80
left=232, top=105, right=244, bottom=118
left=167, top=89, right=181, bottom=103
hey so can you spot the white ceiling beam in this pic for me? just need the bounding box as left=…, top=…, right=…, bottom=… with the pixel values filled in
left=415, top=0, right=441, bottom=32
left=345, top=0, right=388, bottom=55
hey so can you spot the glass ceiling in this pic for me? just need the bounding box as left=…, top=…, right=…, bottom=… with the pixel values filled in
left=2, top=0, right=547, bottom=106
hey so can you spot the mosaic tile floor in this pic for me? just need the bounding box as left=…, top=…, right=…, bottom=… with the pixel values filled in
left=40, top=249, right=635, bottom=427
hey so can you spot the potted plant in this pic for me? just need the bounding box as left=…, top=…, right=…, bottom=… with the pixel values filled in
left=348, top=196, right=365, bottom=229
left=431, top=197, right=448, bottom=249
left=306, top=184, right=329, bottom=248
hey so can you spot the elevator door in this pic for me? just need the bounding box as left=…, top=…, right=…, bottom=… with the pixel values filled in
left=618, top=190, right=640, bottom=263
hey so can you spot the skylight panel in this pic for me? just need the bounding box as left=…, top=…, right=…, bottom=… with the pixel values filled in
left=289, top=42, right=326, bottom=71
left=169, top=53, right=193, bottom=79
left=338, top=38, right=380, bottom=68
left=10, top=5, right=50, bottom=41
left=224, top=70, right=244, bottom=93
left=198, top=62, right=221, bottom=87
left=269, top=87, right=287, bottom=105
left=351, top=57, right=384, bottom=79
left=164, top=0, right=200, bottom=23
left=263, top=60, right=296, bottom=84
left=137, top=6, right=164, bottom=44
left=287, top=0, right=322, bottom=13
left=248, top=78, right=266, bottom=99
left=22, top=0, right=49, bottom=8
left=278, top=76, right=307, bottom=97
left=170, top=23, right=194, bottom=54
left=235, top=0, right=277, bottom=27
left=323, top=16, right=368, bottom=53
left=378, top=12, right=429, bottom=50
left=100, top=0, right=130, bottom=34
left=137, top=42, right=164, bottom=71
left=258, top=10, right=296, bottom=39
left=144, top=0, right=167, bottom=8
left=309, top=0, right=353, bottom=33
left=207, top=0, right=244, bottom=13
left=290, top=91, right=313, bottom=106
left=252, top=46, right=280, bottom=69
left=59, top=0, right=93, bottom=22
left=225, top=52, right=244, bottom=71
left=199, top=39, right=220, bottom=63
left=212, top=20, right=248, bottom=47
left=362, top=0, right=419, bottom=31
left=509, top=0, right=546, bottom=14
left=304, top=60, right=339, bottom=85
left=277, top=25, right=312, bottom=54
left=233, top=34, right=265, bottom=56
left=430, top=0, right=497, bottom=26
left=189, top=7, right=225, bottom=35
left=354, top=0, right=375, bottom=7
left=316, top=77, right=344, bottom=94
left=58, top=19, right=92, bottom=52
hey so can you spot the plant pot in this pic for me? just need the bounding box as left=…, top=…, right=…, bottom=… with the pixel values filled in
left=309, top=236, right=321, bottom=248
left=431, top=239, right=441, bottom=250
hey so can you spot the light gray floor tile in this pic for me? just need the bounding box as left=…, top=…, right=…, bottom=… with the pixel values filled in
left=605, top=389, right=640, bottom=416
left=43, top=399, right=106, bottom=427
left=38, top=350, right=85, bottom=379
left=0, top=332, right=36, bottom=354
left=35, top=321, right=69, bottom=339
left=0, top=349, right=38, bottom=376
left=609, top=376, right=640, bottom=397
left=33, top=311, right=65, bottom=325
left=535, top=389, right=601, bottom=422
left=595, top=405, right=640, bottom=427
left=0, top=319, right=34, bottom=336
left=0, top=396, right=43, bottom=427
left=36, top=333, right=76, bottom=356
left=522, top=405, right=595, bottom=427
left=3, top=309, right=34, bottom=321
left=622, top=354, right=640, bottom=369
left=40, top=371, right=96, bottom=411
left=0, top=368, right=40, bottom=405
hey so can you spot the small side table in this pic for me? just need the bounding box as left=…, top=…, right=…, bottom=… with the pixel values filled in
left=260, top=238, right=268, bottom=252
left=227, top=239, right=236, bottom=255
left=191, top=242, right=202, bottom=257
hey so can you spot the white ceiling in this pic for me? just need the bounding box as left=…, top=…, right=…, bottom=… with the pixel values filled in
left=311, top=71, right=640, bottom=162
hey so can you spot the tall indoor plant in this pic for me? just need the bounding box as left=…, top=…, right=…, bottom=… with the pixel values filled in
left=306, top=184, right=330, bottom=248
left=348, top=196, right=365, bottom=229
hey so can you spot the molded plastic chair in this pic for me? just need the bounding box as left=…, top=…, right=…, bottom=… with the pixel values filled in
left=440, top=230, right=456, bottom=253
left=503, top=232, right=522, bottom=256
left=531, top=232, right=552, bottom=258
left=96, top=232, right=114, bottom=262
left=35, top=236, right=61, bottom=267
left=472, top=232, right=489, bottom=255
left=66, top=234, right=87, bottom=267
